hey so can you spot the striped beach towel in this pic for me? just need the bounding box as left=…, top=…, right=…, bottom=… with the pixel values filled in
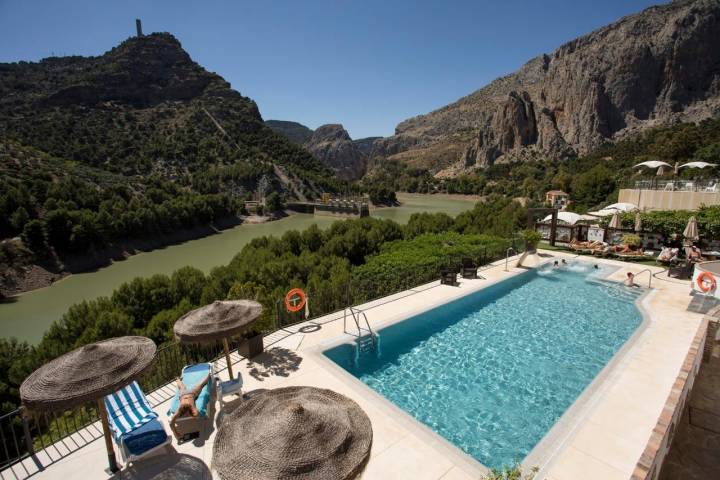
left=104, top=381, right=158, bottom=441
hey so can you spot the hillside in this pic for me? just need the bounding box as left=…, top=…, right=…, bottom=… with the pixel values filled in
left=0, top=32, right=338, bottom=194
left=265, top=120, right=314, bottom=145
left=0, top=32, right=344, bottom=294
left=372, top=0, right=720, bottom=175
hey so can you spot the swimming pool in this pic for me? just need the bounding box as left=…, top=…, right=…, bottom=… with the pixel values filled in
left=323, top=262, right=644, bottom=469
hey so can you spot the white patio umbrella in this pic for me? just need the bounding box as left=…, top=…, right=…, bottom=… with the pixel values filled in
left=634, top=212, right=642, bottom=232
left=604, top=202, right=638, bottom=212
left=608, top=212, right=621, bottom=229
left=542, top=211, right=582, bottom=225
left=634, top=160, right=672, bottom=169
left=683, top=216, right=699, bottom=243
left=679, top=162, right=718, bottom=170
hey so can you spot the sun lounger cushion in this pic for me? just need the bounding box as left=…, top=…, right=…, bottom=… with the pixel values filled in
left=167, top=363, right=214, bottom=418
left=121, top=417, right=168, bottom=457
left=104, top=381, right=158, bottom=440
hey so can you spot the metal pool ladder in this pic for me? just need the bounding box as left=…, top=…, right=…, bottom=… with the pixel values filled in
left=634, top=268, right=653, bottom=288
left=344, top=306, right=379, bottom=360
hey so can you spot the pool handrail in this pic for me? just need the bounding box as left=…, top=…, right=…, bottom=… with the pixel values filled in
left=634, top=268, right=653, bottom=288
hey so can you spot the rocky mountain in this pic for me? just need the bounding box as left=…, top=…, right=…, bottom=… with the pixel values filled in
left=0, top=32, right=337, bottom=196
left=304, top=124, right=368, bottom=181
left=266, top=120, right=372, bottom=180
left=265, top=120, right=314, bottom=145
left=373, top=0, right=720, bottom=176
left=353, top=136, right=382, bottom=156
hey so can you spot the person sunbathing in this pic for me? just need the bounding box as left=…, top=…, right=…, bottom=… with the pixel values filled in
left=688, top=246, right=705, bottom=263
left=169, top=373, right=211, bottom=439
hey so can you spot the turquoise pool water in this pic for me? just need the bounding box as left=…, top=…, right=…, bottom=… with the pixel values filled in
left=324, top=262, right=643, bottom=469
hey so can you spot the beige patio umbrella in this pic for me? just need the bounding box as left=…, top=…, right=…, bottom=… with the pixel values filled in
left=20, top=336, right=156, bottom=473
left=174, top=300, right=263, bottom=380
left=608, top=212, right=621, bottom=229
left=634, top=212, right=643, bottom=232
left=683, top=216, right=699, bottom=243
left=212, top=386, right=372, bottom=480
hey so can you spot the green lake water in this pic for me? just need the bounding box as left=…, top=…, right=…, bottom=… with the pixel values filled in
left=0, top=194, right=478, bottom=343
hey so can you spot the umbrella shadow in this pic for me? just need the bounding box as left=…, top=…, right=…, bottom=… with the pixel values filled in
left=113, top=452, right=211, bottom=480
left=245, top=347, right=303, bottom=381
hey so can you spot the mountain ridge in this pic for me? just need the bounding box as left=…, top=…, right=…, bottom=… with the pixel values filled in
left=372, top=0, right=720, bottom=176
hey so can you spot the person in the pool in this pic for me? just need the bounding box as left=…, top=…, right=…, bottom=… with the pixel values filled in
left=626, top=272, right=636, bottom=287
left=561, top=259, right=567, bottom=265
left=593, top=264, right=599, bottom=270
left=553, top=260, right=559, bottom=268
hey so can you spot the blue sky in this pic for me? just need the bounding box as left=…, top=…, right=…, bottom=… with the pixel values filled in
left=0, top=0, right=663, bottom=139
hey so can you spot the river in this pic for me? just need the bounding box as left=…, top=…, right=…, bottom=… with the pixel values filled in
left=0, top=194, right=478, bottom=343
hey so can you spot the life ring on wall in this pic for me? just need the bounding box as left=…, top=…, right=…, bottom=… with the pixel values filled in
left=697, top=272, right=717, bottom=293
left=284, top=288, right=306, bottom=313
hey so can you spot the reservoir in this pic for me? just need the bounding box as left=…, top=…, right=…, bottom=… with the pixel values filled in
left=0, top=194, right=477, bottom=343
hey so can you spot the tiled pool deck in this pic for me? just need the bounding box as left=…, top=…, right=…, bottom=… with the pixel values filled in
left=0, top=251, right=709, bottom=480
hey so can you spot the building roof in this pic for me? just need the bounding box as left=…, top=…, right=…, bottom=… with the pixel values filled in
left=545, top=190, right=569, bottom=196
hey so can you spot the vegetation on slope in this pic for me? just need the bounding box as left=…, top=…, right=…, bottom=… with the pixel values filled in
left=0, top=199, right=524, bottom=419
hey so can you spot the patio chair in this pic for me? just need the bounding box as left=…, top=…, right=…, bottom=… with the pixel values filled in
left=104, top=381, right=171, bottom=465
left=440, top=269, right=459, bottom=286
left=460, top=258, right=482, bottom=279
left=668, top=259, right=693, bottom=280
left=167, top=363, right=216, bottom=442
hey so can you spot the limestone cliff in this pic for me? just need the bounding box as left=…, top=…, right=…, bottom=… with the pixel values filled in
left=373, top=0, right=720, bottom=175
left=304, top=124, right=368, bottom=181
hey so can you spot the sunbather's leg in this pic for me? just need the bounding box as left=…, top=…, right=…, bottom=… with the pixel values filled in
left=190, top=373, right=211, bottom=398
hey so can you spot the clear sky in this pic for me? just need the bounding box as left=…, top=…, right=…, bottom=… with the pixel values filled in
left=0, top=0, right=664, bottom=139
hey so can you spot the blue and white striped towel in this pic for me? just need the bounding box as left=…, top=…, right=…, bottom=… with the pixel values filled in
left=104, top=381, right=158, bottom=440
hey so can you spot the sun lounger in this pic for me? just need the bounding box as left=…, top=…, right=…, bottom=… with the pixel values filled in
left=167, top=363, right=216, bottom=441
left=104, top=381, right=171, bottom=465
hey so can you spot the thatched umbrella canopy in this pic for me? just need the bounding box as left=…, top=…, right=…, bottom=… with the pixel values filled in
left=20, top=336, right=156, bottom=473
left=608, top=212, right=622, bottom=229
left=174, top=300, right=263, bottom=379
left=634, top=212, right=643, bottom=233
left=212, top=386, right=372, bottom=480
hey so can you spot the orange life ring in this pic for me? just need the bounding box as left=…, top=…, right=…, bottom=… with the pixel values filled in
left=284, top=288, right=306, bottom=313
left=697, top=272, right=717, bottom=293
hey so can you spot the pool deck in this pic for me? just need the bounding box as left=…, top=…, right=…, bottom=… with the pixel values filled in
left=1, top=251, right=707, bottom=480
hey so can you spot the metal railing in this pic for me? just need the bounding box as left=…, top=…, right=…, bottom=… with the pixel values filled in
left=344, top=306, right=375, bottom=342
left=629, top=178, right=719, bottom=192
left=0, top=339, right=246, bottom=473
left=505, top=247, right=518, bottom=272
left=633, top=268, right=653, bottom=288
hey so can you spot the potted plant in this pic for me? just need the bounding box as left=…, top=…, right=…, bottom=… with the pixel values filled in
left=522, top=229, right=542, bottom=254
left=238, top=329, right=264, bottom=358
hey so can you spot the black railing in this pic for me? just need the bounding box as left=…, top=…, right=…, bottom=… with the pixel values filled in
left=0, top=238, right=518, bottom=474
left=625, top=178, right=719, bottom=192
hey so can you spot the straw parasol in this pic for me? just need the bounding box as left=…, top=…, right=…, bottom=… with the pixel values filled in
left=20, top=336, right=156, bottom=473
left=608, top=212, right=621, bottom=229
left=634, top=212, right=643, bottom=232
left=174, top=300, right=263, bottom=379
left=683, top=216, right=699, bottom=243
left=212, top=386, right=372, bottom=480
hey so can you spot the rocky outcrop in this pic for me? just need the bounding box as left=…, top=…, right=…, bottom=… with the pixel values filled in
left=304, top=124, right=368, bottom=181
left=375, top=0, right=720, bottom=174
left=353, top=137, right=381, bottom=156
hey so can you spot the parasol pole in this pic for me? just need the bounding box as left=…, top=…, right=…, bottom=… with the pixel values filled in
left=97, top=399, right=119, bottom=473
left=223, top=338, right=235, bottom=380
